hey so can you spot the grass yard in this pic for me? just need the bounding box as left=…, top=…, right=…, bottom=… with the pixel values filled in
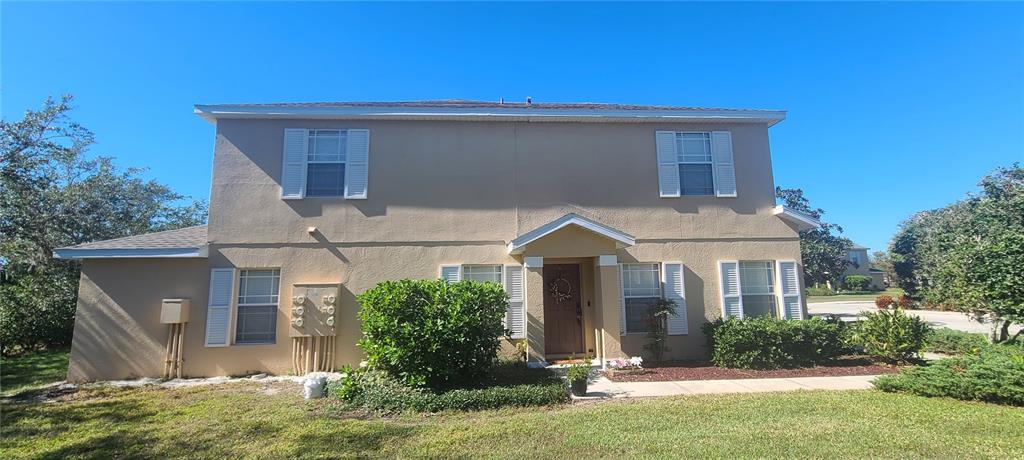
left=0, top=348, right=70, bottom=396
left=808, top=287, right=903, bottom=304
left=3, top=381, right=1023, bottom=459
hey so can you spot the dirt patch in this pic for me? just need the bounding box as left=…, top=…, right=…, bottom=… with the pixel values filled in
left=605, top=357, right=900, bottom=382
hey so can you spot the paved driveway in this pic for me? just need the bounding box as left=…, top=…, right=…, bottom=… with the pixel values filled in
left=808, top=301, right=1021, bottom=335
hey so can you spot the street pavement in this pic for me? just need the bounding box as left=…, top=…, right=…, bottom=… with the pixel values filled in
left=808, top=300, right=1021, bottom=335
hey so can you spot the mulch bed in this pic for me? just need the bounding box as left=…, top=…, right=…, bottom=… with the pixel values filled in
left=605, top=357, right=901, bottom=382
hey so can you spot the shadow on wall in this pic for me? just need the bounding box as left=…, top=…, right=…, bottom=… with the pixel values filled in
left=217, top=120, right=772, bottom=219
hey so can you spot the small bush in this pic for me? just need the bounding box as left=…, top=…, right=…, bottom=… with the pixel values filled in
left=875, top=295, right=894, bottom=309
left=874, top=348, right=1024, bottom=406
left=806, top=285, right=834, bottom=297
left=924, top=328, right=989, bottom=355
left=844, top=275, right=873, bottom=291
left=357, top=279, right=507, bottom=390
left=566, top=362, right=592, bottom=383
left=853, top=308, right=930, bottom=363
left=702, top=317, right=852, bottom=369
left=330, top=365, right=569, bottom=413
left=896, top=294, right=916, bottom=309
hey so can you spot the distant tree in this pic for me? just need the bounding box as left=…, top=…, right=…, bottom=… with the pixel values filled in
left=889, top=164, right=1023, bottom=342
left=1, top=96, right=207, bottom=354
left=775, top=187, right=853, bottom=289
left=871, top=251, right=896, bottom=286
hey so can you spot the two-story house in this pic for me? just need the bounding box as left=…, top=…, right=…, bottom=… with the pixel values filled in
left=841, top=243, right=887, bottom=290
left=56, top=100, right=819, bottom=381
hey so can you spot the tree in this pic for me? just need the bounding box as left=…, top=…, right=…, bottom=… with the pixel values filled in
left=1, top=96, right=207, bottom=354
left=889, top=164, right=1023, bottom=342
left=775, top=187, right=853, bottom=288
left=871, top=251, right=896, bottom=286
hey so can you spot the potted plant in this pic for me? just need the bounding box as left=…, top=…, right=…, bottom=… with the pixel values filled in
left=566, top=361, right=592, bottom=396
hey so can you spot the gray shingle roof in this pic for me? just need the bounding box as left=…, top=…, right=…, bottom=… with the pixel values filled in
left=58, top=225, right=207, bottom=251
left=205, top=99, right=779, bottom=113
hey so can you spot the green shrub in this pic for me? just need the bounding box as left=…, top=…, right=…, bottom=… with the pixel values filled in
left=852, top=308, right=930, bottom=363
left=357, top=279, right=507, bottom=390
left=330, top=364, right=569, bottom=413
left=924, top=328, right=989, bottom=355
left=701, top=317, right=853, bottom=369
left=844, top=275, right=873, bottom=291
left=566, top=362, right=592, bottom=383
left=806, top=285, right=834, bottom=297
left=874, top=348, right=1024, bottom=406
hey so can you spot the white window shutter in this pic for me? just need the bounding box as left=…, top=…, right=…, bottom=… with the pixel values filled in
left=205, top=268, right=236, bottom=347
left=777, top=260, right=804, bottom=320
left=439, top=265, right=462, bottom=283
left=718, top=260, right=744, bottom=319
left=618, top=264, right=627, bottom=335
left=344, top=129, right=370, bottom=199
left=503, top=265, right=526, bottom=339
left=711, top=131, right=737, bottom=198
left=655, top=131, right=680, bottom=197
left=663, top=262, right=688, bottom=335
left=281, top=129, right=308, bottom=199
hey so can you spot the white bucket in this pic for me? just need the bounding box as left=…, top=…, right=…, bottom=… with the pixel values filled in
left=303, top=375, right=327, bottom=399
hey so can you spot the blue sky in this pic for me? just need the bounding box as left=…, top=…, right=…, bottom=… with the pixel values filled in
left=3, top=2, right=1022, bottom=253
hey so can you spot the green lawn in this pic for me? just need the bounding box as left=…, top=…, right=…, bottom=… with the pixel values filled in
left=3, top=381, right=1022, bottom=459
left=0, top=348, right=69, bottom=396
left=808, top=287, right=904, bottom=304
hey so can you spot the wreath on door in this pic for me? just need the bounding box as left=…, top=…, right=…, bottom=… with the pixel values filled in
left=549, top=276, right=573, bottom=303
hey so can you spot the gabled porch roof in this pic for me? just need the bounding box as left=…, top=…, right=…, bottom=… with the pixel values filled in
left=507, top=213, right=635, bottom=255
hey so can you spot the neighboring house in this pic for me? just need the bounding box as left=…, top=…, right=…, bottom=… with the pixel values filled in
left=55, top=100, right=819, bottom=381
left=841, top=244, right=886, bottom=290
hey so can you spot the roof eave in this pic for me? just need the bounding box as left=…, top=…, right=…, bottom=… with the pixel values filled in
left=53, top=246, right=209, bottom=260
left=773, top=205, right=822, bottom=232
left=194, top=105, right=786, bottom=126
left=507, top=213, right=635, bottom=255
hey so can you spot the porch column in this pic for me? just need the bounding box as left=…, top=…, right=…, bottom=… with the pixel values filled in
left=596, top=255, right=624, bottom=361
left=523, top=256, right=546, bottom=364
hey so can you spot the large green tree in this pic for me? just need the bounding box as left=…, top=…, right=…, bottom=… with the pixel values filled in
left=889, top=165, right=1023, bottom=342
left=775, top=187, right=853, bottom=288
left=1, top=96, right=207, bottom=354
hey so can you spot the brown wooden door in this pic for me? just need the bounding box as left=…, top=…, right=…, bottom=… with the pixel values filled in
left=543, top=264, right=584, bottom=355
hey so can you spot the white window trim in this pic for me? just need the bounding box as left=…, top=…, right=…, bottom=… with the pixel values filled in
left=737, top=260, right=778, bottom=319
left=234, top=268, right=281, bottom=345
left=304, top=129, right=347, bottom=198
left=675, top=132, right=716, bottom=196
left=620, top=262, right=662, bottom=335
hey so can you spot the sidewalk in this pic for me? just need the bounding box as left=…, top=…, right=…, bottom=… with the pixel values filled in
left=579, top=374, right=880, bottom=399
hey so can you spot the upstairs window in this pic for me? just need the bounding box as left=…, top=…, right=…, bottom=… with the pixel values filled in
left=306, top=130, right=347, bottom=197
left=676, top=133, right=714, bottom=196
left=848, top=251, right=861, bottom=266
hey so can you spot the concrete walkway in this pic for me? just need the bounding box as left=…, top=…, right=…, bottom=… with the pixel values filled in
left=580, top=374, right=879, bottom=399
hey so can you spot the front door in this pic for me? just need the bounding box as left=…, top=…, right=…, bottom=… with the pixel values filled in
left=543, top=264, right=584, bottom=355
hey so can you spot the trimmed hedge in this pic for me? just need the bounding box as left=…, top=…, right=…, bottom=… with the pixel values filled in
left=924, top=328, right=989, bottom=355
left=702, top=317, right=852, bottom=369
left=844, top=275, right=873, bottom=291
left=873, top=347, right=1024, bottom=406
left=356, top=279, right=508, bottom=390
left=330, top=366, right=568, bottom=413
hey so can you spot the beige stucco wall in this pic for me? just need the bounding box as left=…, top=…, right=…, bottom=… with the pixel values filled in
left=66, top=117, right=807, bottom=381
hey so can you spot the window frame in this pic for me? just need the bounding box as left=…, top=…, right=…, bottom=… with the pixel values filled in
left=738, top=260, right=777, bottom=318
left=621, top=262, right=662, bottom=335
left=675, top=132, right=715, bottom=196
left=234, top=268, right=281, bottom=345
left=305, top=129, right=347, bottom=198
left=461, top=264, right=503, bottom=284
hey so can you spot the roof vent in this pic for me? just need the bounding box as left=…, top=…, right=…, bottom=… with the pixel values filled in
left=526, top=96, right=532, bottom=105
left=499, top=97, right=504, bottom=104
